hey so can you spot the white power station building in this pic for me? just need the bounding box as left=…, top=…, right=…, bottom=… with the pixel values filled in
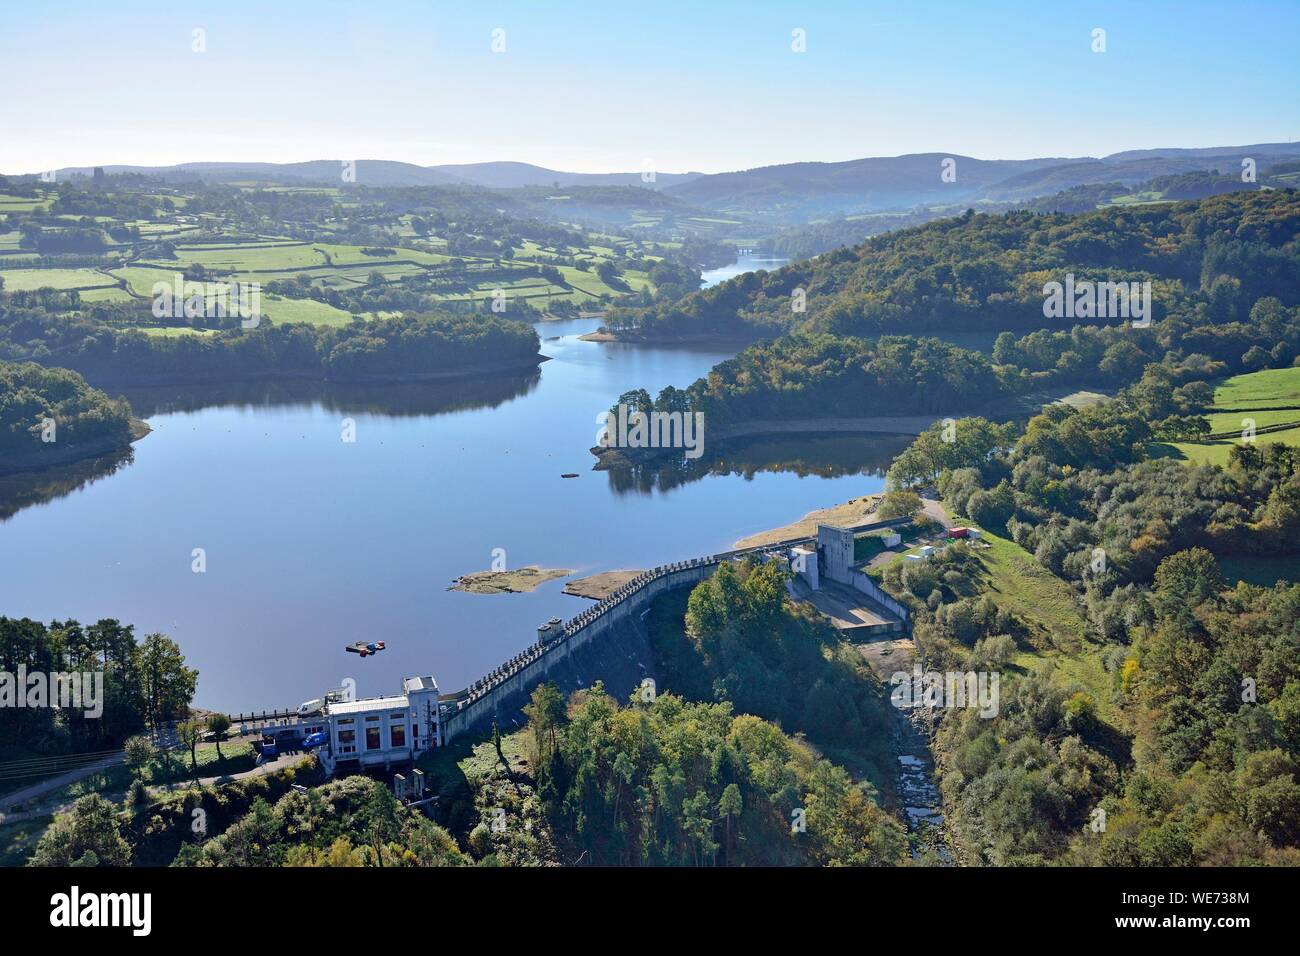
left=251, top=676, right=444, bottom=776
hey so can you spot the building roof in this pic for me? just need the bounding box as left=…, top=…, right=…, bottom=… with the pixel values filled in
left=403, top=675, right=439, bottom=694
left=327, top=695, right=409, bottom=716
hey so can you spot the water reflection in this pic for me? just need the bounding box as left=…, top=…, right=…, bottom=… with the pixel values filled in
left=0, top=446, right=135, bottom=522
left=603, top=433, right=913, bottom=495
left=115, top=371, right=541, bottom=420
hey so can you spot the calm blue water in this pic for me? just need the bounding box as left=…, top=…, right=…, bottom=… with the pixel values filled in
left=701, top=254, right=789, bottom=287
left=0, top=317, right=899, bottom=712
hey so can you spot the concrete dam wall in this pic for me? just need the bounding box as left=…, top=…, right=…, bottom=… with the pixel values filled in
left=440, top=516, right=915, bottom=743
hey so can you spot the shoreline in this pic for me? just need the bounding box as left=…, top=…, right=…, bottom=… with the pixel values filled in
left=73, top=354, right=549, bottom=390
left=732, top=493, right=885, bottom=549
left=0, top=418, right=151, bottom=478
left=587, top=387, right=1110, bottom=470
left=578, top=329, right=772, bottom=345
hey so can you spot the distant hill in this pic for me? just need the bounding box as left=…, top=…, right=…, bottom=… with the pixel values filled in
left=666, top=143, right=1300, bottom=219
left=42, top=160, right=699, bottom=190
left=664, top=153, right=1073, bottom=218
left=50, top=160, right=469, bottom=187
left=32, top=142, right=1300, bottom=224
left=428, top=161, right=701, bottom=189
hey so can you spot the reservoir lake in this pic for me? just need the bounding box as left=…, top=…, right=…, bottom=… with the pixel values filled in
left=0, top=259, right=913, bottom=712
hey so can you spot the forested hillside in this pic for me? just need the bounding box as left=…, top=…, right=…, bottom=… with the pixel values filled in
left=610, top=190, right=1300, bottom=340
left=875, top=365, right=1300, bottom=864
left=606, top=192, right=1300, bottom=438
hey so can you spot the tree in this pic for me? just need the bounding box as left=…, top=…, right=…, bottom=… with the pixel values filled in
left=878, top=489, right=923, bottom=520
left=365, top=781, right=402, bottom=867
left=718, top=783, right=742, bottom=863
left=123, top=734, right=156, bottom=780
left=137, top=633, right=198, bottom=728
left=966, top=481, right=1016, bottom=530
left=523, top=682, right=567, bottom=766
left=29, top=794, right=131, bottom=867
left=206, top=713, right=232, bottom=759
left=1152, top=548, right=1223, bottom=618
left=177, top=718, right=203, bottom=771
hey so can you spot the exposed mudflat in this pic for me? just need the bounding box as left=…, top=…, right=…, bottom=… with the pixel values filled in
left=450, top=566, right=573, bottom=595
left=733, top=494, right=883, bottom=549
left=563, top=570, right=644, bottom=600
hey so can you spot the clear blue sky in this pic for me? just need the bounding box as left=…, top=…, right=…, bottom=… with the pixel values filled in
left=3, top=0, right=1297, bottom=174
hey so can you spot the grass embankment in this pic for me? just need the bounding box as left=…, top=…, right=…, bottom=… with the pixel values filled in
left=975, top=531, right=1115, bottom=723
left=879, top=501, right=1117, bottom=725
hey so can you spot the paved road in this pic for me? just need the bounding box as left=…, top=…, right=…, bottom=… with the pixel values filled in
left=150, top=751, right=313, bottom=797
left=0, top=750, right=313, bottom=826
left=921, top=497, right=954, bottom=529
left=0, top=752, right=125, bottom=821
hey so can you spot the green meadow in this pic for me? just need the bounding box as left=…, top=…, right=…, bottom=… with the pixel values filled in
left=1151, top=366, right=1300, bottom=465
left=0, top=267, right=118, bottom=292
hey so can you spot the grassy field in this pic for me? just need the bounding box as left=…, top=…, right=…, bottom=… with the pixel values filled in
left=1211, top=366, right=1300, bottom=410
left=1154, top=428, right=1300, bottom=467
left=0, top=194, right=48, bottom=214
left=967, top=530, right=1115, bottom=720
left=0, top=267, right=119, bottom=292
left=1151, top=366, right=1300, bottom=464
left=1205, top=408, right=1300, bottom=431
left=134, top=326, right=218, bottom=337
left=260, top=293, right=355, bottom=327
left=2, top=179, right=669, bottom=337
left=76, top=286, right=136, bottom=303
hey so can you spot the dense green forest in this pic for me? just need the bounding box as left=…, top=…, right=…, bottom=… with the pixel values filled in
left=581, top=190, right=1300, bottom=867
left=0, top=360, right=133, bottom=457
left=0, top=297, right=541, bottom=384
left=516, top=682, right=906, bottom=866
left=665, top=558, right=899, bottom=778
left=0, top=617, right=196, bottom=757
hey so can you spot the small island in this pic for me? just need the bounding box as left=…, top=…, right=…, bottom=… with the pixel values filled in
left=450, top=566, right=574, bottom=595
left=0, top=360, right=148, bottom=476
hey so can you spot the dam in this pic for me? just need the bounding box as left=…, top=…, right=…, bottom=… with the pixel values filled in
left=241, top=516, right=912, bottom=771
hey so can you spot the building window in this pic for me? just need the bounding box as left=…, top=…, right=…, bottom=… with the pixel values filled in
left=365, top=727, right=381, bottom=750
left=338, top=729, right=355, bottom=745
left=391, top=724, right=406, bottom=748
